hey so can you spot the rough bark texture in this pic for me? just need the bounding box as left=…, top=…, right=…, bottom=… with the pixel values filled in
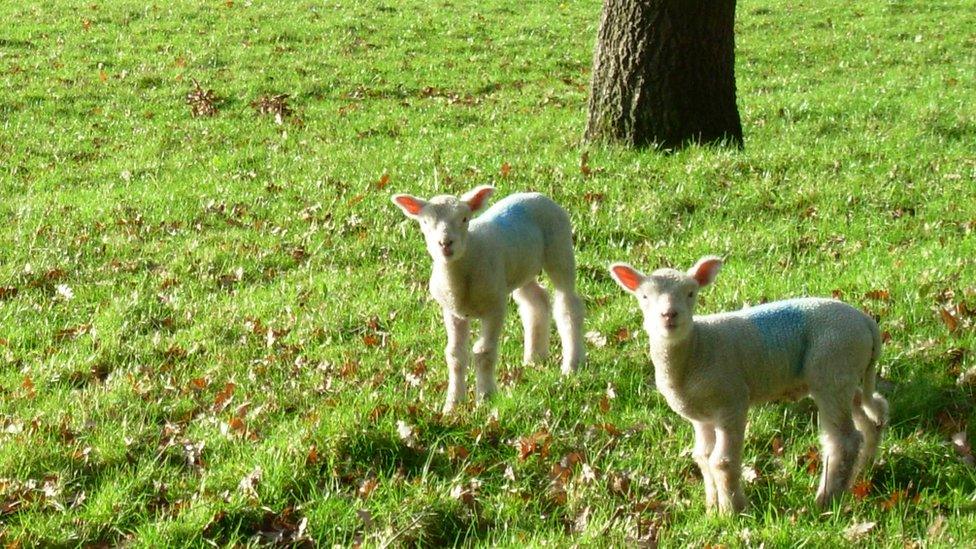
left=586, top=0, right=743, bottom=149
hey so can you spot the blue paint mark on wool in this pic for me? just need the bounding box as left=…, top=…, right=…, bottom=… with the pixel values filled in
left=742, top=300, right=808, bottom=374
left=481, top=201, right=529, bottom=235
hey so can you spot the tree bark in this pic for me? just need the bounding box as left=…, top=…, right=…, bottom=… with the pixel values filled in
left=585, top=0, right=743, bottom=149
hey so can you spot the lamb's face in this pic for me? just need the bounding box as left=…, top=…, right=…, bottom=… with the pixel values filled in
left=391, top=186, right=494, bottom=265
left=417, top=197, right=472, bottom=263
left=609, top=256, right=723, bottom=345
left=637, top=270, right=700, bottom=342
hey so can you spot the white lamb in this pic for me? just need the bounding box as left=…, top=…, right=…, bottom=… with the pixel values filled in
left=392, top=185, right=585, bottom=413
left=609, top=256, right=889, bottom=513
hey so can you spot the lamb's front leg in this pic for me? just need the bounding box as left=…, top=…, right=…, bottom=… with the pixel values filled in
left=442, top=309, right=470, bottom=414
left=473, top=311, right=504, bottom=402
left=691, top=421, right=718, bottom=511
left=710, top=416, right=748, bottom=514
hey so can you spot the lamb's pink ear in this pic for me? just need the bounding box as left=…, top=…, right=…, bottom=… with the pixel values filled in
left=609, top=263, right=644, bottom=294
left=688, top=256, right=723, bottom=287
left=461, top=185, right=494, bottom=213
left=391, top=194, right=427, bottom=218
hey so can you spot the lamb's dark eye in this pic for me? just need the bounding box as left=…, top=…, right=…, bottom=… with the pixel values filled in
left=462, top=217, right=468, bottom=223
left=688, top=291, right=694, bottom=298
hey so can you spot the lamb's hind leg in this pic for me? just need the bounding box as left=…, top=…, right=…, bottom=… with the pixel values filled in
left=513, top=280, right=551, bottom=364
left=543, top=249, right=584, bottom=375
left=851, top=389, right=888, bottom=480
left=812, top=388, right=863, bottom=508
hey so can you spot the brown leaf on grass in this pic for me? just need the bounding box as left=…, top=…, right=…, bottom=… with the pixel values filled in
left=514, top=429, right=552, bottom=461
left=939, top=308, right=960, bottom=333
left=376, top=173, right=390, bottom=191
left=22, top=376, right=35, bottom=398
left=396, top=420, right=420, bottom=449
left=843, top=521, right=876, bottom=541
left=548, top=481, right=568, bottom=506
left=226, top=416, right=256, bottom=440
left=56, top=324, right=92, bottom=341
left=252, top=508, right=311, bottom=546
left=958, top=366, right=976, bottom=387
left=367, top=404, right=388, bottom=423
left=82, top=18, right=92, bottom=30
left=250, top=93, right=293, bottom=124
left=306, top=444, right=319, bottom=465
left=188, top=377, right=208, bottom=391
left=771, top=436, right=785, bottom=457
left=927, top=514, right=948, bottom=539
left=447, top=445, right=470, bottom=462
left=0, top=286, right=18, bottom=300
left=585, top=330, right=607, bottom=348
left=238, top=466, right=262, bottom=500
left=851, top=480, right=872, bottom=500
left=608, top=471, right=631, bottom=496
left=340, top=361, right=359, bottom=379
left=451, top=479, right=480, bottom=506
left=580, top=152, right=592, bottom=177
left=213, top=382, right=235, bottom=413
left=881, top=489, right=910, bottom=511
left=951, top=431, right=975, bottom=467
left=865, top=289, right=891, bottom=301
left=803, top=446, right=820, bottom=475
left=500, top=162, right=511, bottom=178
left=358, top=478, right=379, bottom=499
left=595, top=422, right=622, bottom=437
left=186, top=80, right=220, bottom=117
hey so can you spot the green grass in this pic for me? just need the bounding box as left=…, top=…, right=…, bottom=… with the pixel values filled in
left=1, top=0, right=975, bottom=545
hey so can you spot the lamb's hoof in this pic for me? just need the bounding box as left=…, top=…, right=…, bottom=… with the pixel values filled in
left=475, top=388, right=498, bottom=404
left=715, top=496, right=747, bottom=516
left=815, top=491, right=833, bottom=509
left=442, top=399, right=464, bottom=415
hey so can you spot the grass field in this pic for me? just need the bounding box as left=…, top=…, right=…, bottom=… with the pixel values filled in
left=2, top=0, right=975, bottom=545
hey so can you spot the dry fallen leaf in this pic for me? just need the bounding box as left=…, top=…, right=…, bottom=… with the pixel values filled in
left=186, top=80, right=220, bottom=117
left=951, top=431, right=975, bottom=466
left=358, top=478, right=379, bottom=499
left=580, top=152, right=592, bottom=177
left=843, top=521, right=876, bottom=541
left=851, top=480, right=871, bottom=500
left=865, top=289, right=891, bottom=301
left=238, top=466, right=262, bottom=500
left=939, top=308, right=960, bottom=333
left=585, top=330, right=607, bottom=348
left=927, top=514, right=948, bottom=539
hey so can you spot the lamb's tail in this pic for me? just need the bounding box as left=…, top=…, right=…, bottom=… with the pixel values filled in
left=852, top=314, right=889, bottom=478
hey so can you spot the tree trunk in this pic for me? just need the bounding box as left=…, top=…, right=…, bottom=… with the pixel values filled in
left=585, top=0, right=743, bottom=149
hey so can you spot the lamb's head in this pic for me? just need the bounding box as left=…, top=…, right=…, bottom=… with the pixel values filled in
left=391, top=185, right=494, bottom=263
left=609, top=256, right=723, bottom=343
